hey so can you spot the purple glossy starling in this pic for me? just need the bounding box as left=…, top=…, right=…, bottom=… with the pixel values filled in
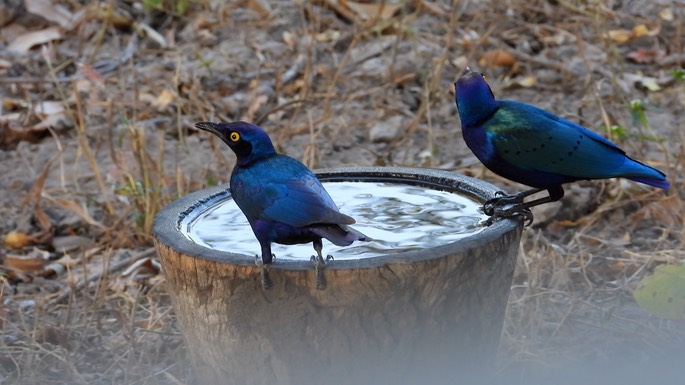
left=455, top=68, right=669, bottom=224
left=195, top=121, right=370, bottom=286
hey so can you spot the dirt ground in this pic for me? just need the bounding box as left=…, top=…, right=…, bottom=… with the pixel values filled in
left=1, top=0, right=684, bottom=384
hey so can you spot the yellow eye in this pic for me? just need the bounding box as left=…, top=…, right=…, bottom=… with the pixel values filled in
left=229, top=132, right=240, bottom=142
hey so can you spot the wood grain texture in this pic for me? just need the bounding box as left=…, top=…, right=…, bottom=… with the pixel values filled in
left=153, top=167, right=522, bottom=385
left=155, top=223, right=520, bottom=385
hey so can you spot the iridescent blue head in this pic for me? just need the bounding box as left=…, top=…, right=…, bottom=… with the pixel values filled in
left=455, top=67, right=498, bottom=127
left=195, top=121, right=276, bottom=166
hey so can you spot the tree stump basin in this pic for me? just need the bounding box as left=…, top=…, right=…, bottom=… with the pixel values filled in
left=153, top=166, right=522, bottom=385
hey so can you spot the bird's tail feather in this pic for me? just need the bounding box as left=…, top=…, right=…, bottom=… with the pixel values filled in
left=620, top=158, right=670, bottom=189
left=628, top=176, right=670, bottom=189
left=312, top=224, right=372, bottom=246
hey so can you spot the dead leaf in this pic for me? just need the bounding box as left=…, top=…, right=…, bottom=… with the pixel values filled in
left=415, top=0, right=445, bottom=16
left=91, top=3, right=132, bottom=28
left=626, top=47, right=666, bottom=64
left=4, top=231, right=32, bottom=249
left=111, top=257, right=162, bottom=292
left=246, top=0, right=272, bottom=17
left=282, top=31, right=295, bottom=47
left=154, top=89, right=175, bottom=110
left=4, top=248, right=49, bottom=273
left=607, top=29, right=632, bottom=44
left=31, top=111, right=71, bottom=130
left=42, top=254, right=82, bottom=278
left=0, top=113, right=22, bottom=123
left=659, top=8, right=674, bottom=22
left=624, top=73, right=662, bottom=92
left=20, top=153, right=58, bottom=233
left=7, top=27, right=62, bottom=53
left=315, top=30, right=342, bottom=43
left=343, top=0, right=402, bottom=20
left=505, top=75, right=537, bottom=89
left=480, top=49, right=517, bottom=68
left=632, top=24, right=659, bottom=38
left=35, top=101, right=65, bottom=117
left=24, top=0, right=80, bottom=30
left=608, top=25, right=660, bottom=44
left=121, top=257, right=162, bottom=277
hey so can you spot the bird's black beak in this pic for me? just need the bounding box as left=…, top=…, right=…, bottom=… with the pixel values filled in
left=195, top=122, right=220, bottom=136
left=463, top=66, right=472, bottom=75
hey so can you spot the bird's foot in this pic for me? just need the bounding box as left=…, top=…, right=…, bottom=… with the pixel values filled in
left=326, top=254, right=334, bottom=262
left=254, top=254, right=276, bottom=266
left=483, top=204, right=534, bottom=227
left=311, top=254, right=328, bottom=290
left=483, top=192, right=526, bottom=216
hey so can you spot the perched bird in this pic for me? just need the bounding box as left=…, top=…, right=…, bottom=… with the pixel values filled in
left=195, top=121, right=370, bottom=287
left=455, top=68, right=669, bottom=224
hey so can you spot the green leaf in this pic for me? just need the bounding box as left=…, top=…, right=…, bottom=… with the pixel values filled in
left=143, top=0, right=163, bottom=10
left=608, top=124, right=627, bottom=140
left=634, top=264, right=685, bottom=320
left=673, top=68, right=685, bottom=82
left=176, top=0, right=189, bottom=14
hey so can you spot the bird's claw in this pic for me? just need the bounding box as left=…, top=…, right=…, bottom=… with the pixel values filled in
left=325, top=254, right=334, bottom=262
left=483, top=192, right=525, bottom=214
left=254, top=253, right=276, bottom=266
left=310, top=254, right=326, bottom=267
left=482, top=204, right=534, bottom=227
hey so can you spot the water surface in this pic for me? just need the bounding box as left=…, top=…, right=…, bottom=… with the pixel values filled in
left=183, top=182, right=487, bottom=260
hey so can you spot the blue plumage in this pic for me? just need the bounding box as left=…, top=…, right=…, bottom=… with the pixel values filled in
left=195, top=121, right=369, bottom=269
left=455, top=68, right=669, bottom=222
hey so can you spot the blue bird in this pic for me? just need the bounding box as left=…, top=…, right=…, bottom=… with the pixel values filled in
left=455, top=67, right=669, bottom=224
left=195, top=121, right=370, bottom=287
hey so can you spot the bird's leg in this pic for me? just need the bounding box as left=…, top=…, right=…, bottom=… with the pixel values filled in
left=310, top=239, right=327, bottom=290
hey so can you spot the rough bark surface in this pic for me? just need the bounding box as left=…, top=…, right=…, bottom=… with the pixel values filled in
left=155, top=222, right=521, bottom=385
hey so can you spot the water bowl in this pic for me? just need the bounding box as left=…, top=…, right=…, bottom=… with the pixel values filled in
left=153, top=166, right=522, bottom=385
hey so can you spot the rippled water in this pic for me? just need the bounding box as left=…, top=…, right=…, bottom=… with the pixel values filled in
left=183, top=182, right=487, bottom=260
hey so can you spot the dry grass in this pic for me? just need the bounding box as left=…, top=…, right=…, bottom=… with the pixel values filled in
left=1, top=0, right=683, bottom=383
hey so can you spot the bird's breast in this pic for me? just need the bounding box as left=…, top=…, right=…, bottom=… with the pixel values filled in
left=462, top=125, right=496, bottom=163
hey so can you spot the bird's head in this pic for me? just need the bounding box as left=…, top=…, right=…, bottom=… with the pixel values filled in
left=454, top=67, right=498, bottom=127
left=195, top=121, right=276, bottom=166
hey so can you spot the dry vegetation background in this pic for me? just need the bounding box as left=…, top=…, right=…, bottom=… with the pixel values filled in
left=1, top=0, right=684, bottom=384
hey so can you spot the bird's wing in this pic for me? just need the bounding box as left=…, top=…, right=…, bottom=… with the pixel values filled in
left=488, top=101, right=630, bottom=179
left=232, top=156, right=355, bottom=227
